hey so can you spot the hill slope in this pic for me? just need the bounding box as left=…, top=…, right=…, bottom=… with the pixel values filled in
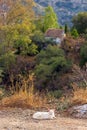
left=34, top=0, right=87, bottom=26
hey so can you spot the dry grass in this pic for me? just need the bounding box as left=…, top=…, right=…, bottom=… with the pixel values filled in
left=71, top=83, right=87, bottom=105
left=1, top=88, right=47, bottom=109
left=0, top=90, right=3, bottom=95
left=0, top=74, right=47, bottom=109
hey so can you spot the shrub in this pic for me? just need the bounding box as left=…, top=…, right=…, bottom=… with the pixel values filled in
left=48, top=90, right=63, bottom=99
left=72, top=12, right=87, bottom=34
left=71, top=28, right=79, bottom=38
left=35, top=45, right=72, bottom=91
left=57, top=98, right=71, bottom=111
left=1, top=74, right=47, bottom=108
left=80, top=42, right=87, bottom=66
left=0, top=52, right=16, bottom=71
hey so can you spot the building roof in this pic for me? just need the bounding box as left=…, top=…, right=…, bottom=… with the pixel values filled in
left=45, top=28, right=64, bottom=39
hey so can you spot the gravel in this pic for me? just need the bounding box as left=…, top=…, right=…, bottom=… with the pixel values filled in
left=0, top=108, right=87, bottom=130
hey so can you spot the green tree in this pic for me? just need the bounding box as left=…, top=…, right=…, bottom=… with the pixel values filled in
left=35, top=45, right=72, bottom=90
left=43, top=6, right=59, bottom=32
left=71, top=28, right=79, bottom=38
left=0, top=0, right=38, bottom=55
left=32, top=30, right=45, bottom=51
left=80, top=42, right=87, bottom=66
left=12, top=23, right=35, bottom=55
left=72, top=12, right=87, bottom=34
left=64, top=24, right=69, bottom=34
left=0, top=0, right=37, bottom=84
left=34, top=16, right=44, bottom=32
left=0, top=50, right=16, bottom=84
left=0, top=52, right=16, bottom=71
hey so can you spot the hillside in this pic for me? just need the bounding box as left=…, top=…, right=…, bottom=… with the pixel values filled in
left=0, top=0, right=87, bottom=26
left=34, top=0, right=87, bottom=26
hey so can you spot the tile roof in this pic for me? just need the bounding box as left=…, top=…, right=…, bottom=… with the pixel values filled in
left=45, top=28, right=64, bottom=39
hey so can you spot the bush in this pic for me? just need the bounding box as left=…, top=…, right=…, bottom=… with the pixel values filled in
left=0, top=52, right=16, bottom=86
left=48, top=90, right=63, bottom=99
left=72, top=12, right=87, bottom=34
left=1, top=74, right=47, bottom=108
left=35, top=45, right=72, bottom=91
left=71, top=28, right=79, bottom=38
left=0, top=52, right=16, bottom=71
left=80, top=42, right=87, bottom=66
left=57, top=99, right=70, bottom=111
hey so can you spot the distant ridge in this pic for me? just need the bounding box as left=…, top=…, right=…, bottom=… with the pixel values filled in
left=34, top=0, right=87, bottom=26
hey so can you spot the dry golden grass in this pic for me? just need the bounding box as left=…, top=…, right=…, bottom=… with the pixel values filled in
left=1, top=74, right=47, bottom=109
left=0, top=90, right=3, bottom=95
left=1, top=88, right=47, bottom=108
left=71, top=83, right=87, bottom=105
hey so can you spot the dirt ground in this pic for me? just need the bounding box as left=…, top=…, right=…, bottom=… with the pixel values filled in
left=0, top=108, right=87, bottom=130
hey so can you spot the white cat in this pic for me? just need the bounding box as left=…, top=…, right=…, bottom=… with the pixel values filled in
left=32, top=109, right=56, bottom=120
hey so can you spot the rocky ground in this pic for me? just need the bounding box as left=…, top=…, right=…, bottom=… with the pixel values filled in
left=0, top=107, right=87, bottom=130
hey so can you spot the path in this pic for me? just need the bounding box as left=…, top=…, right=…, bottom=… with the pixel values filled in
left=0, top=108, right=87, bottom=130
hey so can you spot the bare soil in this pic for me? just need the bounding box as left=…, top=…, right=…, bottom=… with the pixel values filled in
left=0, top=108, right=87, bottom=130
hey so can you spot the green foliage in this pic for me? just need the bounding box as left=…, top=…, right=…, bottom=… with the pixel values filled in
left=0, top=51, right=16, bottom=84
left=0, top=52, right=16, bottom=71
left=32, top=30, right=56, bottom=51
left=27, top=43, right=38, bottom=55
left=34, top=17, right=44, bottom=32
left=0, top=0, right=39, bottom=86
left=0, top=69, right=4, bottom=83
left=0, top=23, right=38, bottom=55
left=11, top=23, right=36, bottom=55
left=64, top=24, right=69, bottom=34
left=80, top=42, right=87, bottom=66
left=35, top=45, right=72, bottom=90
left=48, top=90, right=63, bottom=99
left=57, top=99, right=70, bottom=111
left=32, top=30, right=45, bottom=51
left=0, top=0, right=37, bottom=56
left=71, top=28, right=79, bottom=38
left=32, top=30, right=45, bottom=43
left=43, top=6, right=59, bottom=32
left=73, top=12, right=87, bottom=34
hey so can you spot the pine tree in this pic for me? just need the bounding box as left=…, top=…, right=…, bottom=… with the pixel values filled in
left=71, top=28, right=79, bottom=38
left=43, top=6, right=59, bottom=32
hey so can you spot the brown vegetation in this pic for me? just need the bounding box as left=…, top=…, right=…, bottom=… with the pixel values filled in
left=71, top=83, right=87, bottom=105
left=1, top=74, right=47, bottom=109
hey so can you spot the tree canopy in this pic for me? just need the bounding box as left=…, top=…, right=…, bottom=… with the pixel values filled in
left=0, top=0, right=38, bottom=55
left=80, top=42, right=87, bottom=66
left=35, top=45, right=72, bottom=90
left=43, top=6, right=59, bottom=32
left=72, top=12, right=87, bottom=34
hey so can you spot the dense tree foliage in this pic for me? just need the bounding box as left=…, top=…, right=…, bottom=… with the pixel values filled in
left=0, top=0, right=38, bottom=55
left=71, top=28, right=79, bottom=38
left=0, top=0, right=38, bottom=84
left=43, top=6, right=59, bottom=32
left=80, top=42, right=87, bottom=66
left=0, top=0, right=35, bottom=25
left=35, top=45, right=72, bottom=91
left=64, top=24, right=69, bottom=34
left=0, top=0, right=87, bottom=95
left=73, top=12, right=87, bottom=34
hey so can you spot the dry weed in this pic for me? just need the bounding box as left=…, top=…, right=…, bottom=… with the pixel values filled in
left=71, top=83, right=87, bottom=105
left=1, top=73, right=47, bottom=109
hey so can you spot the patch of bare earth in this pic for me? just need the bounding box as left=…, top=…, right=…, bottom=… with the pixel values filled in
left=0, top=108, right=87, bottom=130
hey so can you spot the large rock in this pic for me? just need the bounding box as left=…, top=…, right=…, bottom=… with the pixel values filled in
left=70, top=104, right=87, bottom=118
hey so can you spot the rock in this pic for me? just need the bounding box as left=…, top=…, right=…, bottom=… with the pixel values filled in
left=70, top=104, right=87, bottom=118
